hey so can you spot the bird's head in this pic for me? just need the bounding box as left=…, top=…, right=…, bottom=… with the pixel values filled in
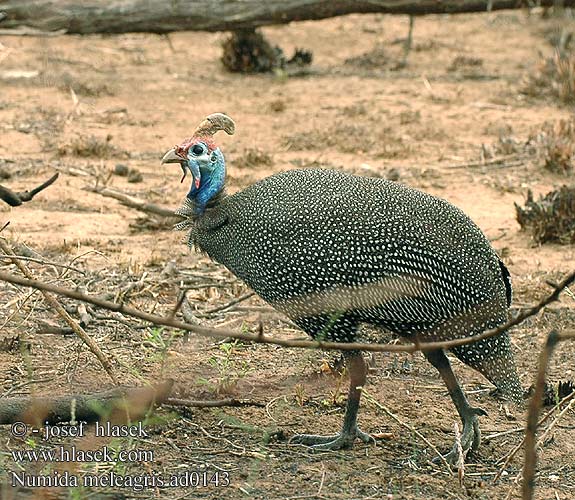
left=161, top=113, right=235, bottom=215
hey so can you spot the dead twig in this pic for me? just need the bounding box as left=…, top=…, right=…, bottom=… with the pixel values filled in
left=0, top=173, right=59, bottom=207
left=87, top=185, right=180, bottom=218
left=494, top=389, right=575, bottom=479
left=198, top=291, right=256, bottom=316
left=77, top=303, right=91, bottom=328
left=522, top=331, right=559, bottom=500
left=454, top=422, right=465, bottom=487
left=0, top=239, right=118, bottom=385
left=0, top=269, right=573, bottom=356
left=0, top=254, right=86, bottom=275
left=442, top=155, right=526, bottom=170
left=1, top=378, right=53, bottom=398
left=522, top=330, right=575, bottom=500
left=503, top=391, right=575, bottom=499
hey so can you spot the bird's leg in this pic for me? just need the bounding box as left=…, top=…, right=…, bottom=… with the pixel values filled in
left=424, top=349, right=487, bottom=464
left=290, top=351, right=375, bottom=450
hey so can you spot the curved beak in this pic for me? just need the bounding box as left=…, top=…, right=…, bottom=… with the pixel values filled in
left=162, top=147, right=201, bottom=189
left=161, top=147, right=185, bottom=164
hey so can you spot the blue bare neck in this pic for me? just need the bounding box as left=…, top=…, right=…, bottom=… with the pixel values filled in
left=187, top=147, right=226, bottom=215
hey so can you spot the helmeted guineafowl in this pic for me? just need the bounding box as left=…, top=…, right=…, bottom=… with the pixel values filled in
left=162, top=113, right=523, bottom=461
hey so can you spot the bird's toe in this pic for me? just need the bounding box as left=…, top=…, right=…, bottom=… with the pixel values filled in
left=309, top=434, right=354, bottom=451
left=356, top=428, right=376, bottom=444
left=289, top=433, right=341, bottom=446
left=290, top=427, right=374, bottom=451
left=432, top=415, right=482, bottom=466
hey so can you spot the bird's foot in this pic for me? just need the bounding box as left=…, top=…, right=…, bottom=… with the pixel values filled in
left=290, top=426, right=375, bottom=451
left=434, top=406, right=486, bottom=466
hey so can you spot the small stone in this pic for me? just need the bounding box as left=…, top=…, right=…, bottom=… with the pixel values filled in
left=127, top=169, right=143, bottom=183
left=114, top=164, right=129, bottom=176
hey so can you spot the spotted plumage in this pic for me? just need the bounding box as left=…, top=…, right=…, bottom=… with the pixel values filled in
left=163, top=113, right=522, bottom=460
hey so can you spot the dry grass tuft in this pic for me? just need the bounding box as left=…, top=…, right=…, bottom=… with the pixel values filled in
left=529, top=119, right=575, bottom=175
left=538, top=120, right=575, bottom=174
left=515, top=186, right=575, bottom=244
left=340, top=102, right=368, bottom=118
left=282, top=130, right=323, bottom=151
left=328, top=123, right=375, bottom=154
left=282, top=121, right=415, bottom=158
left=447, top=55, right=483, bottom=72
left=283, top=123, right=374, bottom=154
left=59, top=73, right=115, bottom=97
left=489, top=119, right=574, bottom=175
left=221, top=30, right=312, bottom=74
left=268, top=100, right=286, bottom=113
left=345, top=43, right=388, bottom=69
left=523, top=49, right=575, bottom=104
left=58, top=134, right=128, bottom=159
left=543, top=380, right=575, bottom=406
left=222, top=29, right=282, bottom=73
left=235, top=148, right=273, bottom=168
left=35, top=70, right=115, bottom=97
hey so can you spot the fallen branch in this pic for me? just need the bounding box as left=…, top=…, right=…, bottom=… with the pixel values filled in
left=86, top=185, right=180, bottom=218
left=1, top=1, right=574, bottom=34
left=165, top=397, right=264, bottom=408
left=0, top=173, right=59, bottom=207
left=1, top=269, right=573, bottom=355
left=0, top=380, right=174, bottom=425
left=0, top=239, right=118, bottom=385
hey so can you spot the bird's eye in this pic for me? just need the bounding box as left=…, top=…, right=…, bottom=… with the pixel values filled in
left=191, top=144, right=204, bottom=155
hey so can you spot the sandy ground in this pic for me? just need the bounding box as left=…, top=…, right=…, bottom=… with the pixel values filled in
left=0, top=8, right=574, bottom=500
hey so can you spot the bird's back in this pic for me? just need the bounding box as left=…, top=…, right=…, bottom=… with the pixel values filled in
left=191, top=169, right=508, bottom=339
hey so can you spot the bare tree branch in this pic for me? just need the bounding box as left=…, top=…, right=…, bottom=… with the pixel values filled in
left=0, top=173, right=59, bottom=207
left=522, top=330, right=575, bottom=500
left=0, top=268, right=573, bottom=355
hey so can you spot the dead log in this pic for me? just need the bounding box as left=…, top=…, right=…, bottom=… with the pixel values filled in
left=0, top=380, right=174, bottom=425
left=165, top=397, right=265, bottom=408
left=0, top=0, right=573, bottom=35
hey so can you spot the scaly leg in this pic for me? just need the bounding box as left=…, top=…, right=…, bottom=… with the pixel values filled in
left=290, top=351, right=375, bottom=450
left=424, top=349, right=487, bottom=464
